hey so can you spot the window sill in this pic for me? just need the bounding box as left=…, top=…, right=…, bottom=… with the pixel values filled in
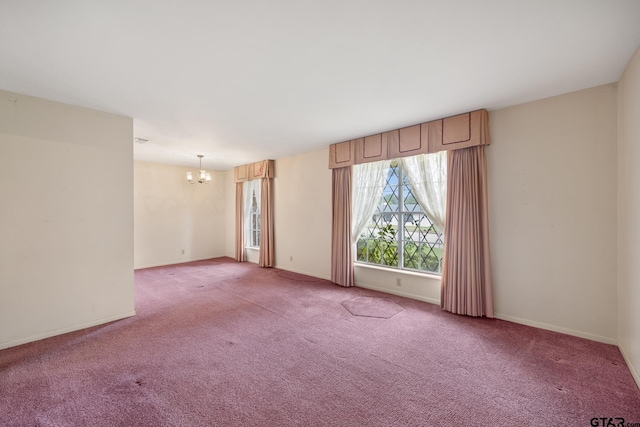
left=354, top=262, right=441, bottom=281
left=245, top=246, right=260, bottom=251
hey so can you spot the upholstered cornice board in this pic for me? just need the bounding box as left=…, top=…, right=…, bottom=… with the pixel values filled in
left=328, top=109, right=489, bottom=169
left=234, top=159, right=275, bottom=183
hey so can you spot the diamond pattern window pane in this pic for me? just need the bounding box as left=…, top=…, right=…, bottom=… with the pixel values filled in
left=377, top=164, right=399, bottom=213
left=356, top=161, right=444, bottom=274
left=401, top=212, right=443, bottom=273
left=403, top=185, right=421, bottom=212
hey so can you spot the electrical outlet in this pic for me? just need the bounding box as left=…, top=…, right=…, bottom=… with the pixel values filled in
left=290, top=256, right=293, bottom=262
left=396, top=278, right=402, bottom=287
left=181, top=249, right=185, bottom=255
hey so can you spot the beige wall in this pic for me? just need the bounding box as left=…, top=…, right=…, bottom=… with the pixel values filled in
left=355, top=265, right=441, bottom=304
left=489, top=84, right=618, bottom=343
left=618, top=46, right=640, bottom=387
left=134, top=161, right=228, bottom=269
left=0, top=90, right=134, bottom=350
left=349, top=85, right=620, bottom=339
left=273, top=149, right=333, bottom=278
left=224, top=170, right=236, bottom=258
left=246, top=84, right=620, bottom=345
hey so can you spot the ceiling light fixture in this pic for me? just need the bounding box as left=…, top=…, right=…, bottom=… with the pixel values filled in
left=186, top=155, right=211, bottom=184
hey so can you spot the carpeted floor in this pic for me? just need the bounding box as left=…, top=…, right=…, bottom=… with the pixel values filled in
left=1, top=257, right=639, bottom=426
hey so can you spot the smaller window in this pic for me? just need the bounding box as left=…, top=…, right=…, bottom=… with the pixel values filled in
left=250, top=189, right=260, bottom=247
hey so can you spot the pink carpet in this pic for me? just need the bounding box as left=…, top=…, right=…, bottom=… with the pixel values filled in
left=1, top=257, right=639, bottom=426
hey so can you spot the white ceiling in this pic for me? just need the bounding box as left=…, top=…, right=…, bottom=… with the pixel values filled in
left=1, top=1, right=639, bottom=170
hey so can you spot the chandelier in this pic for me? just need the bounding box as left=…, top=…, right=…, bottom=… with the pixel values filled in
left=186, top=155, right=211, bottom=184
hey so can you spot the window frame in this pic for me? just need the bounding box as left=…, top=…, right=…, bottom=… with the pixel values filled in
left=355, top=160, right=444, bottom=275
left=249, top=187, right=260, bottom=248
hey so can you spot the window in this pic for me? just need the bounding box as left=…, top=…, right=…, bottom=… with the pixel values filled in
left=250, top=188, right=260, bottom=247
left=355, top=160, right=444, bottom=274
left=243, top=179, right=261, bottom=249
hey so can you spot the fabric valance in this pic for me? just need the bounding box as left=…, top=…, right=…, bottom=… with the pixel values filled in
left=234, top=159, right=275, bottom=183
left=328, top=109, right=489, bottom=169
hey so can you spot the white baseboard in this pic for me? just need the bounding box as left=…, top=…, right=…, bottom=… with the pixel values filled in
left=134, top=255, right=227, bottom=270
left=493, top=312, right=617, bottom=345
left=0, top=310, right=136, bottom=351
left=353, top=282, right=618, bottom=346
left=273, top=265, right=331, bottom=281
left=355, top=281, right=441, bottom=306
left=619, top=343, right=640, bottom=390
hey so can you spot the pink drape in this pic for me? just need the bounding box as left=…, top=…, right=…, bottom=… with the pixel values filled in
left=441, top=146, right=494, bottom=317
left=259, top=178, right=275, bottom=267
left=235, top=182, right=244, bottom=262
left=331, top=167, right=354, bottom=287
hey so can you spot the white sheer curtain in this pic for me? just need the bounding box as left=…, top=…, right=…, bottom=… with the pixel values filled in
left=351, top=160, right=391, bottom=245
left=243, top=179, right=261, bottom=249
left=400, top=151, right=447, bottom=233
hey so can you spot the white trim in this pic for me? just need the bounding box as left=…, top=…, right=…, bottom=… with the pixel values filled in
left=134, top=255, right=226, bottom=270
left=355, top=262, right=442, bottom=280
left=0, top=310, right=136, bottom=351
left=355, top=281, right=440, bottom=305
left=356, top=276, right=619, bottom=346
left=493, top=312, right=617, bottom=345
left=619, top=343, right=640, bottom=390
left=273, top=265, right=331, bottom=281
left=244, top=247, right=260, bottom=264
